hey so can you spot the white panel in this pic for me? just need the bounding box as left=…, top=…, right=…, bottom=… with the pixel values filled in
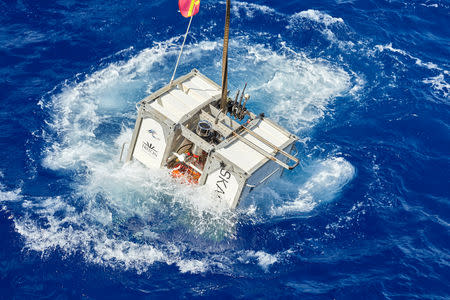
left=156, top=92, right=187, bottom=122
left=217, top=138, right=265, bottom=172
left=133, top=118, right=167, bottom=168
left=148, top=75, right=220, bottom=123
left=149, top=101, right=180, bottom=123
left=253, top=120, right=289, bottom=146
left=189, top=76, right=221, bottom=97
left=217, top=119, right=291, bottom=173
left=205, top=168, right=240, bottom=208
left=183, top=76, right=220, bottom=100
left=171, top=89, right=203, bottom=106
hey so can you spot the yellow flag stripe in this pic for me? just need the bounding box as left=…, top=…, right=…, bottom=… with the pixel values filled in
left=188, top=0, right=200, bottom=17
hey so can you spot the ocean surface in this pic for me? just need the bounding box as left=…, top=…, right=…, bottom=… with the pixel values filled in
left=0, top=0, right=449, bottom=298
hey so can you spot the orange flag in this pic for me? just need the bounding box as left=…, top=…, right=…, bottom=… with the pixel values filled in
left=179, top=0, right=200, bottom=18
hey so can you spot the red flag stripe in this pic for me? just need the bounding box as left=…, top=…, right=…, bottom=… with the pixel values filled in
left=179, top=0, right=200, bottom=18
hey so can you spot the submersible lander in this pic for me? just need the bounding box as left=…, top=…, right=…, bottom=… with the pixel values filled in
left=123, top=0, right=300, bottom=208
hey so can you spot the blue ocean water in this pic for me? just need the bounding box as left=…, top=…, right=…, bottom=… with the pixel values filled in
left=0, top=0, right=449, bottom=298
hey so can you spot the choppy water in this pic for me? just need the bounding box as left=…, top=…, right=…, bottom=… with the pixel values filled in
left=0, top=0, right=449, bottom=298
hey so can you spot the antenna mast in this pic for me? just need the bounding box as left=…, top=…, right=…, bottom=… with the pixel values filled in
left=220, top=0, right=231, bottom=113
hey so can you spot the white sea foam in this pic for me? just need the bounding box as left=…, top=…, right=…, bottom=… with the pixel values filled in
left=374, top=43, right=448, bottom=73
left=374, top=43, right=449, bottom=98
left=0, top=174, right=21, bottom=202
left=177, top=259, right=207, bottom=274
left=423, top=74, right=449, bottom=98
left=239, top=42, right=354, bottom=130
left=11, top=188, right=232, bottom=274
left=230, top=1, right=277, bottom=19
left=272, top=157, right=355, bottom=215
left=0, top=188, right=22, bottom=202
left=253, top=251, right=278, bottom=271
left=7, top=32, right=357, bottom=273
left=287, top=10, right=354, bottom=50
left=420, top=3, right=439, bottom=8
left=239, top=250, right=278, bottom=272
left=290, top=9, right=344, bottom=27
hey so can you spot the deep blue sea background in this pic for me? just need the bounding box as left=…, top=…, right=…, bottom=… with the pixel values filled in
left=1, top=0, right=449, bottom=298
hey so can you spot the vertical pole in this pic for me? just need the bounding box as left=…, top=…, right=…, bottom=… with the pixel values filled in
left=220, top=0, right=231, bottom=113
left=170, top=15, right=194, bottom=85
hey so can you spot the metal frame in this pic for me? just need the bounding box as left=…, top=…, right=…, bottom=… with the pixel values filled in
left=124, top=69, right=299, bottom=208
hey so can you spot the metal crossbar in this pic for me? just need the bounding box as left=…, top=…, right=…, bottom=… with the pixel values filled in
left=230, top=131, right=292, bottom=170
left=240, top=125, right=299, bottom=170
left=198, top=108, right=299, bottom=170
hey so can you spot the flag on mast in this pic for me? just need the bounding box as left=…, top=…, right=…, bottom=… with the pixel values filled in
left=179, top=0, right=200, bottom=18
